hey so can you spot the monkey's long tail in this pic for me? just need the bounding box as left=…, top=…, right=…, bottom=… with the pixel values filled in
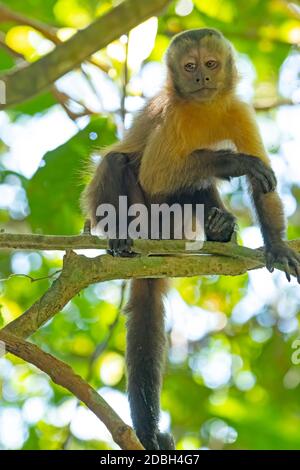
left=125, top=278, right=172, bottom=450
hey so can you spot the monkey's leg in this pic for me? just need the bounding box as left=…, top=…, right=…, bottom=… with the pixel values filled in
left=200, top=186, right=237, bottom=242
left=251, top=188, right=300, bottom=283
left=86, top=152, right=145, bottom=256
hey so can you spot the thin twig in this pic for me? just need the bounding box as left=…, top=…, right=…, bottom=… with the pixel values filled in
left=0, top=270, right=61, bottom=283
left=88, top=280, right=127, bottom=370
left=120, top=35, right=129, bottom=129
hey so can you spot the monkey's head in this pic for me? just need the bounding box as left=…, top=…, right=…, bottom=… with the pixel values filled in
left=166, top=28, right=238, bottom=102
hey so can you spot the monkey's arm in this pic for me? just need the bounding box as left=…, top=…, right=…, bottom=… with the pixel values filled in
left=82, top=152, right=145, bottom=255
left=139, top=125, right=276, bottom=196
left=228, top=102, right=300, bottom=282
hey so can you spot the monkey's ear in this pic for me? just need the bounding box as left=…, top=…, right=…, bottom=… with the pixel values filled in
left=227, top=45, right=239, bottom=86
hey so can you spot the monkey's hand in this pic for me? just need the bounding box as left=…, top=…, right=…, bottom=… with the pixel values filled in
left=108, top=238, right=137, bottom=257
left=266, top=242, right=300, bottom=284
left=205, top=207, right=237, bottom=242
left=242, top=156, right=277, bottom=194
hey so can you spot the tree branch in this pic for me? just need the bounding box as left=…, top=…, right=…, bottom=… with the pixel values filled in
left=0, top=4, right=110, bottom=75
left=0, top=330, right=144, bottom=450
left=62, top=281, right=126, bottom=449
left=0, top=231, right=299, bottom=258
left=0, top=231, right=270, bottom=255
left=0, top=0, right=170, bottom=109
left=0, top=235, right=298, bottom=448
left=1, top=234, right=299, bottom=339
left=0, top=31, right=97, bottom=120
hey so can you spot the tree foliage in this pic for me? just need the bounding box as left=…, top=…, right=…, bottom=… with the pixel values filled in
left=0, top=0, right=300, bottom=450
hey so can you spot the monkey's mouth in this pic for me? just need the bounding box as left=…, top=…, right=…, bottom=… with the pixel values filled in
left=191, top=87, right=217, bottom=94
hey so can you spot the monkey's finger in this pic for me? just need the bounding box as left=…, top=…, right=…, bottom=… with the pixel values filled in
left=263, top=168, right=277, bottom=192
left=294, top=263, right=300, bottom=284
left=289, top=258, right=300, bottom=284
left=207, top=207, right=219, bottom=223
left=253, top=172, right=269, bottom=194
left=208, top=212, right=224, bottom=231
left=117, top=238, right=133, bottom=255
left=214, top=219, right=234, bottom=234
left=211, top=215, right=230, bottom=231
left=293, top=252, right=300, bottom=264
left=108, top=239, right=118, bottom=255
left=262, top=172, right=275, bottom=193
left=117, top=238, right=137, bottom=257
left=256, top=161, right=277, bottom=192
left=295, top=265, right=300, bottom=284
left=282, top=259, right=291, bottom=282
left=266, top=252, right=275, bottom=273
left=252, top=166, right=276, bottom=193
left=124, top=238, right=133, bottom=250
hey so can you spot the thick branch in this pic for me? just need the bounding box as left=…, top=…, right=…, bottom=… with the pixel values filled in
left=3, top=238, right=299, bottom=339
left=0, top=0, right=170, bottom=109
left=0, top=330, right=143, bottom=450
left=0, top=232, right=299, bottom=258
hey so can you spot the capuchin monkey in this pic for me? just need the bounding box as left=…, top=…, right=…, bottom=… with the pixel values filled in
left=82, top=28, right=300, bottom=450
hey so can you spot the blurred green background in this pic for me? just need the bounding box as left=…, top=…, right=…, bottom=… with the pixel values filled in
left=0, top=0, right=300, bottom=450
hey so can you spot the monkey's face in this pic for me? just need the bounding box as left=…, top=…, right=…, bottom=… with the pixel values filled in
left=167, top=30, right=237, bottom=102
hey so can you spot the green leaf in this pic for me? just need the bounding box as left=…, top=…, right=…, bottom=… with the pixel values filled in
left=27, top=116, right=116, bottom=234
left=7, top=92, right=57, bottom=119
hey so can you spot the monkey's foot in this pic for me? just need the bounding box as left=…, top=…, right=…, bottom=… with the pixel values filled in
left=205, top=207, right=237, bottom=242
left=266, top=242, right=300, bottom=284
left=108, top=238, right=136, bottom=257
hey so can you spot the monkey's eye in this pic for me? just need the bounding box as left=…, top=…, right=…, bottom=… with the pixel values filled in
left=205, top=60, right=218, bottom=69
left=184, top=62, right=196, bottom=72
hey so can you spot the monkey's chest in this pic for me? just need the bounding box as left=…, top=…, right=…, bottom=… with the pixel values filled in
left=177, top=113, right=236, bottom=155
left=205, top=139, right=237, bottom=152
